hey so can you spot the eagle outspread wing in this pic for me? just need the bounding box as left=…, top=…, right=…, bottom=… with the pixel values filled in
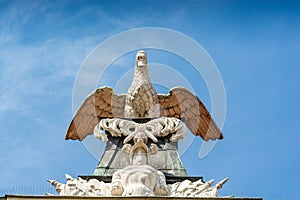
left=158, top=87, right=223, bottom=141
left=66, top=51, right=223, bottom=142
left=65, top=87, right=126, bottom=141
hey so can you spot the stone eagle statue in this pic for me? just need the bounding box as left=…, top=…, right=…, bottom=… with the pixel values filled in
left=65, top=50, right=223, bottom=141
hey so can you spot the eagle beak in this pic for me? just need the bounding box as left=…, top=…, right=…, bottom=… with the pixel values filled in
left=137, top=60, right=146, bottom=67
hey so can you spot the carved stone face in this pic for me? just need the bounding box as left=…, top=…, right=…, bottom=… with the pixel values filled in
left=136, top=50, right=147, bottom=67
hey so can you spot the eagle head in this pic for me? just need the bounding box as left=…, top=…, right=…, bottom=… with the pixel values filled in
left=136, top=50, right=147, bottom=68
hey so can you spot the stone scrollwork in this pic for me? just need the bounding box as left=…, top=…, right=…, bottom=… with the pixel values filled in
left=47, top=174, right=111, bottom=196
left=47, top=174, right=228, bottom=197
left=93, top=117, right=187, bottom=197
left=49, top=117, right=228, bottom=197
left=94, top=117, right=186, bottom=144
left=169, top=178, right=229, bottom=197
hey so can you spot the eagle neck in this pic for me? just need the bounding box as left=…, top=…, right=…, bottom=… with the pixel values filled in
left=133, top=66, right=151, bottom=84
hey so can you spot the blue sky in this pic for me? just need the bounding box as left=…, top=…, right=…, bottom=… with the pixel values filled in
left=0, top=0, right=300, bottom=199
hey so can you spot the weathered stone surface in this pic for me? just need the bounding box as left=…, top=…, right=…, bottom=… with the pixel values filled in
left=47, top=174, right=111, bottom=196
left=65, top=50, right=223, bottom=142
left=169, top=178, right=229, bottom=197
left=52, top=116, right=227, bottom=197
left=94, top=117, right=186, bottom=143
left=56, top=51, right=230, bottom=197
left=94, top=117, right=187, bottom=177
left=111, top=165, right=168, bottom=196
left=47, top=174, right=229, bottom=198
left=110, top=130, right=168, bottom=196
left=50, top=124, right=228, bottom=197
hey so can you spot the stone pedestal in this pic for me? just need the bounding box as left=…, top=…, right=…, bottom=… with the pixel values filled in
left=94, top=135, right=187, bottom=177
left=94, top=118, right=187, bottom=178
left=48, top=117, right=230, bottom=197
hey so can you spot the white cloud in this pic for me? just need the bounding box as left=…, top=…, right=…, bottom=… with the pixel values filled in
left=0, top=36, right=101, bottom=113
left=0, top=1, right=44, bottom=45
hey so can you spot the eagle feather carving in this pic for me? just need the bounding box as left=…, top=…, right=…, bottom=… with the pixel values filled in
left=66, top=50, right=223, bottom=141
